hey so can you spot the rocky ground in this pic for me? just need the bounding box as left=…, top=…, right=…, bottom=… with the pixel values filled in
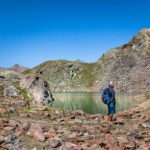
left=0, top=94, right=150, bottom=150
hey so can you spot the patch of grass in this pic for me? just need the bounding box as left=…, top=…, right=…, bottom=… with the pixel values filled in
left=76, top=63, right=96, bottom=87
left=61, top=108, right=69, bottom=115
left=145, top=92, right=150, bottom=100
left=0, top=84, right=4, bottom=95
left=2, top=111, right=12, bottom=118
left=99, top=54, right=106, bottom=62
left=22, top=69, right=33, bottom=75
left=12, top=80, right=31, bottom=101
left=0, top=84, right=4, bottom=90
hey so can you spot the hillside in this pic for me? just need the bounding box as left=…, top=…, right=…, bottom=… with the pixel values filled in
left=24, top=28, right=150, bottom=92
left=96, top=28, right=150, bottom=93
left=24, top=60, right=96, bottom=92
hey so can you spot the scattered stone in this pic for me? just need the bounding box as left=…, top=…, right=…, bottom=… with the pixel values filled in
left=4, top=126, right=15, bottom=131
left=0, top=135, right=23, bottom=149
left=49, top=139, right=62, bottom=148
left=69, top=132, right=77, bottom=139
left=15, top=129, right=23, bottom=137
left=91, top=144, right=101, bottom=149
left=0, top=136, right=5, bottom=144
left=104, top=134, right=119, bottom=150
left=45, top=132, right=55, bottom=139
left=74, top=119, right=82, bottom=124
left=83, top=132, right=89, bottom=136
left=15, top=100, right=30, bottom=107
left=69, top=115, right=76, bottom=119
left=29, top=123, right=45, bottom=142
left=44, top=112, right=51, bottom=117
left=128, top=132, right=143, bottom=140
left=21, top=121, right=30, bottom=131
left=117, top=136, right=129, bottom=145
left=114, top=117, right=125, bottom=125
left=63, top=142, right=78, bottom=149
left=8, top=120, right=18, bottom=128
left=141, top=123, right=150, bottom=128
left=8, top=106, right=17, bottom=113
left=32, top=147, right=38, bottom=150
left=0, top=108, right=6, bottom=113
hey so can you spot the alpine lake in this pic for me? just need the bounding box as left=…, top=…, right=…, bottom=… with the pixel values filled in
left=52, top=92, right=136, bottom=114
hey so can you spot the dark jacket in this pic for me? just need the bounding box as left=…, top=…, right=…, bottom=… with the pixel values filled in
left=109, top=88, right=116, bottom=103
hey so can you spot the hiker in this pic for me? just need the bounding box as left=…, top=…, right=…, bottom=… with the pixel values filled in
left=102, top=81, right=116, bottom=121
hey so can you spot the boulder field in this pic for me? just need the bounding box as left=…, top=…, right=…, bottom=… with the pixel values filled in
left=0, top=94, right=150, bottom=150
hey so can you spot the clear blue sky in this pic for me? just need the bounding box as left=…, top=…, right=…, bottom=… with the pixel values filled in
left=0, top=0, right=150, bottom=68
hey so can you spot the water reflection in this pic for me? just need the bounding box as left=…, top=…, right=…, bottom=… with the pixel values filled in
left=52, top=92, right=135, bottom=114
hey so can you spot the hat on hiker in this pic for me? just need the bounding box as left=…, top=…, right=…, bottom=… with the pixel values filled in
left=109, top=81, right=114, bottom=87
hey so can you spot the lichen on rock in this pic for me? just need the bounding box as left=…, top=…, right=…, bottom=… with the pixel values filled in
left=20, top=74, right=54, bottom=106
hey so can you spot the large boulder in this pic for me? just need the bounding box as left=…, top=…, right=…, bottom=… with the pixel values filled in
left=20, top=75, right=54, bottom=106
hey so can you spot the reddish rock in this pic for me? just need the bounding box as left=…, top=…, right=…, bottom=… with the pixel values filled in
left=50, top=139, right=62, bottom=148
left=45, top=132, right=55, bottom=139
left=64, top=142, right=78, bottom=149
left=0, top=108, right=6, bottom=113
left=21, top=121, right=30, bottom=131
left=8, top=120, right=18, bottom=128
left=117, top=137, right=129, bottom=147
left=4, top=126, right=15, bottom=131
left=44, top=112, right=51, bottom=117
left=15, top=129, right=23, bottom=137
left=42, top=126, right=50, bottom=132
left=104, top=134, right=120, bottom=150
left=29, top=123, right=45, bottom=142
left=74, top=119, right=82, bottom=124
left=0, top=136, right=5, bottom=144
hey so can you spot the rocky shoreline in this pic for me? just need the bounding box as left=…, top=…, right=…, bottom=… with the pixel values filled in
left=0, top=94, right=150, bottom=150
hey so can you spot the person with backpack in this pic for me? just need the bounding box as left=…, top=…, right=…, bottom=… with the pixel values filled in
left=102, top=81, right=116, bottom=121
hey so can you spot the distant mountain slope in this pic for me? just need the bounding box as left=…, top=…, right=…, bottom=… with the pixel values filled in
left=0, top=64, right=28, bottom=73
left=9, top=64, right=28, bottom=73
left=24, top=28, right=150, bottom=93
left=24, top=60, right=96, bottom=92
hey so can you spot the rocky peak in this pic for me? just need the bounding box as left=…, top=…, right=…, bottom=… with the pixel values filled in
left=139, top=28, right=150, bottom=34
left=120, top=28, right=150, bottom=52
left=10, top=64, right=28, bottom=73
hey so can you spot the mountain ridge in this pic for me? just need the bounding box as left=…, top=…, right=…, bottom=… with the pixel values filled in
left=0, top=64, right=28, bottom=73
left=22, top=28, right=150, bottom=92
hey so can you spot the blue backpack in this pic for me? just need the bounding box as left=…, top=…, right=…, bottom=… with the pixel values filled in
left=102, top=88, right=111, bottom=104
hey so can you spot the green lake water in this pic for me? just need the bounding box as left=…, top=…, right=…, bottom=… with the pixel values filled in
left=52, top=92, right=135, bottom=114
